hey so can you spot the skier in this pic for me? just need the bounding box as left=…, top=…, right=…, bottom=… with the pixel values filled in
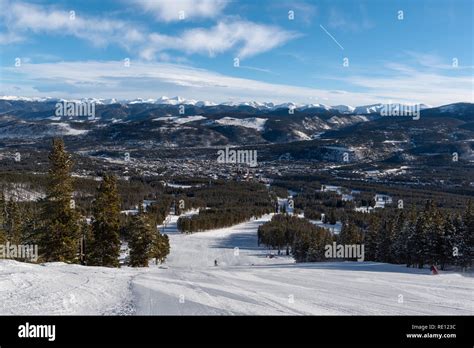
left=430, top=265, right=439, bottom=275
left=214, top=259, right=218, bottom=267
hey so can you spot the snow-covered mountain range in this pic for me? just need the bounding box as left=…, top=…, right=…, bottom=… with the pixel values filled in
left=0, top=95, right=432, bottom=114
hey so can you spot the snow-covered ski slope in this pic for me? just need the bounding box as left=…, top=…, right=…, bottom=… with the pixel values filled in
left=0, top=213, right=472, bottom=315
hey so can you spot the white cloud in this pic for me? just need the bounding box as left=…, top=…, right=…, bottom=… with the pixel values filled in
left=134, top=0, right=229, bottom=22
left=140, top=20, right=299, bottom=59
left=402, top=51, right=474, bottom=70
left=0, top=0, right=146, bottom=47
left=2, top=60, right=471, bottom=105
left=325, top=61, right=473, bottom=105
left=0, top=31, right=23, bottom=44
left=0, top=1, right=295, bottom=61
left=327, top=5, right=373, bottom=32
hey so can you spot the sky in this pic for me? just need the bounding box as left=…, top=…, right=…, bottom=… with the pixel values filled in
left=0, top=0, right=472, bottom=106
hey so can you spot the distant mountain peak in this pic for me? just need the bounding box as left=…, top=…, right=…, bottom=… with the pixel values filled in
left=0, top=96, right=468, bottom=114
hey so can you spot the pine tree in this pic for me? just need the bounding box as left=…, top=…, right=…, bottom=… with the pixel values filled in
left=152, top=233, right=170, bottom=264
left=440, top=214, right=456, bottom=270
left=425, top=205, right=444, bottom=266
left=404, top=220, right=417, bottom=267
left=339, top=220, right=362, bottom=245
left=21, top=203, right=41, bottom=246
left=328, top=209, right=337, bottom=225
left=455, top=203, right=473, bottom=269
left=376, top=216, right=394, bottom=263
left=463, top=202, right=473, bottom=264
left=88, top=174, right=122, bottom=267
left=0, top=192, right=6, bottom=245
left=41, top=138, right=81, bottom=262
left=412, top=212, right=429, bottom=268
left=392, top=211, right=408, bottom=264
left=0, top=190, right=7, bottom=235
left=128, top=204, right=156, bottom=267
left=5, top=198, right=22, bottom=244
left=364, top=215, right=379, bottom=261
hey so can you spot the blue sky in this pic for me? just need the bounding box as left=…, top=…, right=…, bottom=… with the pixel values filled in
left=0, top=0, right=472, bottom=105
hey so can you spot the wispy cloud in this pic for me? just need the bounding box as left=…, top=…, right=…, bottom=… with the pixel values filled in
left=403, top=51, right=473, bottom=70
left=140, top=20, right=299, bottom=59
left=324, top=58, right=473, bottom=104
left=0, top=60, right=374, bottom=104
left=3, top=60, right=470, bottom=105
left=134, top=0, right=229, bottom=22
left=0, top=0, right=146, bottom=47
left=327, top=5, right=374, bottom=32
left=273, top=1, right=318, bottom=26
left=0, top=31, right=24, bottom=44
left=0, top=1, right=296, bottom=61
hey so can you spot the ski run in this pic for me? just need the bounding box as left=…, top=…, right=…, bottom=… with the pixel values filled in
left=0, top=212, right=472, bottom=315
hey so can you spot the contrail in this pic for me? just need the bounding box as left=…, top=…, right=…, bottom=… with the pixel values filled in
left=320, top=24, right=344, bottom=50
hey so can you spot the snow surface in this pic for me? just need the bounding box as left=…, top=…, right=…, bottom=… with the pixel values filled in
left=215, top=117, right=267, bottom=131
left=52, top=123, right=89, bottom=135
left=152, top=115, right=206, bottom=124
left=0, top=212, right=472, bottom=315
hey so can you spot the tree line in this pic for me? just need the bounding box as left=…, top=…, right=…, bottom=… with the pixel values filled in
left=257, top=200, right=473, bottom=269
left=178, top=206, right=272, bottom=233
left=0, top=138, right=169, bottom=267
left=352, top=202, right=472, bottom=269
left=258, top=214, right=333, bottom=262
left=177, top=182, right=274, bottom=233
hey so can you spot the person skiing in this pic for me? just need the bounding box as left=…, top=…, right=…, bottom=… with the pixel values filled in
left=430, top=265, right=439, bottom=275
left=214, top=259, right=218, bottom=266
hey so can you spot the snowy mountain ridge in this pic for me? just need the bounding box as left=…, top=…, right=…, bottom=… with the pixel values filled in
left=0, top=95, right=435, bottom=114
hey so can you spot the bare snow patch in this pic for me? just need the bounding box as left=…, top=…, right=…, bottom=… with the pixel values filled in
left=152, top=115, right=206, bottom=124
left=215, top=117, right=267, bottom=131
left=52, top=123, right=89, bottom=136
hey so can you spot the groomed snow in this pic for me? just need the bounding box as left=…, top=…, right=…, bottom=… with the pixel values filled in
left=0, top=213, right=472, bottom=315
left=0, top=261, right=136, bottom=315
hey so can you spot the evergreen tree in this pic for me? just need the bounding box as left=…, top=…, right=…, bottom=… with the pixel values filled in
left=0, top=191, right=7, bottom=235
left=5, top=198, right=22, bottom=244
left=404, top=220, right=417, bottom=267
left=338, top=220, right=363, bottom=245
left=328, top=209, right=337, bottom=225
left=152, top=233, right=170, bottom=264
left=128, top=204, right=156, bottom=267
left=440, top=214, right=456, bottom=270
left=41, top=138, right=81, bottom=262
left=20, top=203, right=39, bottom=246
left=364, top=215, right=379, bottom=261
left=412, top=213, right=429, bottom=268
left=392, top=211, right=408, bottom=264
left=425, top=205, right=444, bottom=266
left=463, top=202, right=473, bottom=265
left=88, top=174, right=122, bottom=267
left=455, top=204, right=473, bottom=269
left=376, top=217, right=394, bottom=263
left=0, top=192, right=6, bottom=245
